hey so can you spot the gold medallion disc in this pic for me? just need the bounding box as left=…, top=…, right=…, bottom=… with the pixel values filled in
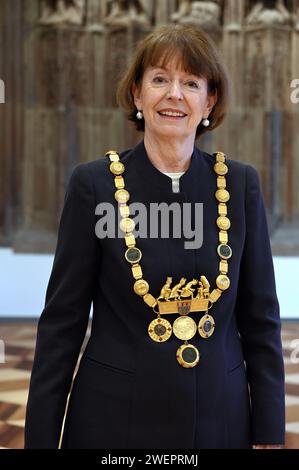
left=214, top=162, right=228, bottom=176
left=133, top=279, right=149, bottom=296
left=148, top=318, right=172, bottom=342
left=115, top=189, right=130, bottom=203
left=216, top=216, right=231, bottom=230
left=176, top=343, right=200, bottom=368
left=173, top=316, right=197, bottom=341
left=216, top=274, right=230, bottom=291
left=110, top=161, right=124, bottom=175
left=215, top=189, right=230, bottom=203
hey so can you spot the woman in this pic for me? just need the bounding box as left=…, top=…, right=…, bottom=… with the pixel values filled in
left=24, top=24, right=285, bottom=449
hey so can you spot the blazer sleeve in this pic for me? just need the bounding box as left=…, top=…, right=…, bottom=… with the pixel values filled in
left=235, top=164, right=285, bottom=445
left=24, top=163, right=100, bottom=448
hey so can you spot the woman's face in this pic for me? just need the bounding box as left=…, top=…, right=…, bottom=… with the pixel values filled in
left=132, top=55, right=216, bottom=142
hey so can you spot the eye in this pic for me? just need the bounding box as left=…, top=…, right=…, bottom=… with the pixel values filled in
left=153, top=76, right=167, bottom=84
left=187, top=81, right=199, bottom=89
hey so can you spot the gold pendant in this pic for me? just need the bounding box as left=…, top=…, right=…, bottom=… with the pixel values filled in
left=148, top=317, right=172, bottom=342
left=172, top=316, right=197, bottom=341
left=107, top=150, right=230, bottom=369
left=198, top=314, right=215, bottom=339
left=176, top=343, right=200, bottom=368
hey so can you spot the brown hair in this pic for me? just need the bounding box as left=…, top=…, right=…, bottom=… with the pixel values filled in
left=116, top=24, right=230, bottom=139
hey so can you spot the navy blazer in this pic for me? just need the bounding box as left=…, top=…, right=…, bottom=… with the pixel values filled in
left=24, top=139, right=285, bottom=449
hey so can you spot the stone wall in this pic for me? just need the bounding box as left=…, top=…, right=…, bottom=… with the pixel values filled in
left=0, top=0, right=298, bottom=252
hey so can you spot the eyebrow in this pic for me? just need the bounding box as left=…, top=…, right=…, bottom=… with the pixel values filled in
left=151, top=66, right=199, bottom=78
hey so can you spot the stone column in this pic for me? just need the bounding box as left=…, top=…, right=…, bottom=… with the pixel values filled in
left=215, top=0, right=245, bottom=159
left=0, top=0, right=24, bottom=248
left=13, top=0, right=106, bottom=252
left=223, top=0, right=245, bottom=105
left=243, top=2, right=292, bottom=227
left=155, top=0, right=177, bottom=24
left=103, top=1, right=151, bottom=149
left=290, top=0, right=299, bottom=221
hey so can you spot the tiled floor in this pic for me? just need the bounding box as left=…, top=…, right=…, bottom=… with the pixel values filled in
left=0, top=321, right=299, bottom=449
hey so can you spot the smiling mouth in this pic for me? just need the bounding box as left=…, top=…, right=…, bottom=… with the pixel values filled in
left=157, top=111, right=187, bottom=119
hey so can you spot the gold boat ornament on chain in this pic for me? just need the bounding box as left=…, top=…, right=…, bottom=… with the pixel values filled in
left=156, top=275, right=211, bottom=315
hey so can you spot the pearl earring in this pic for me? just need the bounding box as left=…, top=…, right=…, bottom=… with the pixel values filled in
left=136, top=110, right=143, bottom=120
left=202, top=118, right=210, bottom=127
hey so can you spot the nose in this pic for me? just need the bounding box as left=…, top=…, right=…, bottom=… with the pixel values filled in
left=166, top=79, right=183, bottom=100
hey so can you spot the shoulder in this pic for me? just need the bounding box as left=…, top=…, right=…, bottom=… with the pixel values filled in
left=70, top=148, right=132, bottom=180
left=198, top=148, right=260, bottom=188
left=66, top=148, right=133, bottom=198
left=70, top=157, right=108, bottom=181
left=198, top=147, right=247, bottom=173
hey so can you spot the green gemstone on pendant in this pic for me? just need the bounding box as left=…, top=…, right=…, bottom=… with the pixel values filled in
left=217, top=243, right=232, bottom=259
left=125, top=247, right=142, bottom=264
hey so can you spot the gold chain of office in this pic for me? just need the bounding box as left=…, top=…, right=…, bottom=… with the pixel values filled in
left=105, top=149, right=232, bottom=368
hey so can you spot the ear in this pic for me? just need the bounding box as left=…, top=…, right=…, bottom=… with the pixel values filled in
left=205, top=90, right=217, bottom=115
left=132, top=82, right=142, bottom=109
